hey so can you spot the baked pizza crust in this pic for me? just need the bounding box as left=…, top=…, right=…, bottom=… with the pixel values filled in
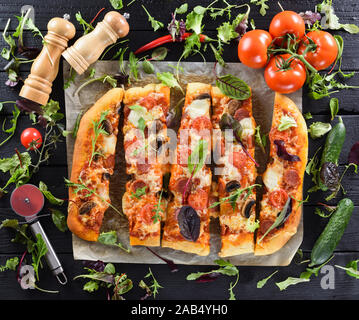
left=67, top=88, right=124, bottom=242
left=254, top=93, right=308, bottom=256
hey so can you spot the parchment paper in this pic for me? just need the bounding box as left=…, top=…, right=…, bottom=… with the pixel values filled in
left=63, top=60, right=303, bottom=266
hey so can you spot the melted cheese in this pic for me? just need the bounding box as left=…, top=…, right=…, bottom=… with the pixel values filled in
left=262, top=160, right=283, bottom=191
left=239, top=117, right=254, bottom=140
left=187, top=99, right=210, bottom=119
left=102, top=134, right=117, bottom=155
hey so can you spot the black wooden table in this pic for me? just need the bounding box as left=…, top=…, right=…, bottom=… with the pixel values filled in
left=1, top=0, right=359, bottom=301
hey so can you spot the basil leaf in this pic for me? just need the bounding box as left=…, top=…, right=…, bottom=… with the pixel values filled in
left=50, top=209, right=68, bottom=232
left=156, top=72, right=183, bottom=92
left=151, top=47, right=168, bottom=61
left=98, top=231, right=130, bottom=253
left=216, top=74, right=251, bottom=100
left=142, top=59, right=155, bottom=74
left=109, top=0, right=123, bottom=10
left=39, top=181, right=64, bottom=205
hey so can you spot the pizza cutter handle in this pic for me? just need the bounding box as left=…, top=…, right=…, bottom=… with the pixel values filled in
left=29, top=221, right=67, bottom=285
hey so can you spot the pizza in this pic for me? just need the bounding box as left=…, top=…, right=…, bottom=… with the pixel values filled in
left=255, top=93, right=308, bottom=256
left=211, top=86, right=258, bottom=257
left=162, top=83, right=212, bottom=256
left=121, top=84, right=171, bottom=247
left=67, top=88, right=124, bottom=241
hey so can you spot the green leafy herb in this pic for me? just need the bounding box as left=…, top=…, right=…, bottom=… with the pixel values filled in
left=89, top=111, right=110, bottom=166
left=186, top=10, right=204, bottom=34
left=216, top=74, right=251, bottom=100
left=318, top=1, right=359, bottom=34
left=152, top=190, right=164, bottom=224
left=308, top=122, right=332, bottom=139
left=31, top=234, right=48, bottom=281
left=258, top=197, right=291, bottom=243
left=142, top=59, right=155, bottom=74
left=209, top=184, right=259, bottom=211
left=304, top=112, right=313, bottom=120
left=0, top=104, right=20, bottom=146
left=75, top=12, right=94, bottom=35
left=329, top=98, right=339, bottom=121
left=188, top=139, right=208, bottom=176
left=335, top=260, right=359, bottom=279
left=151, top=47, right=168, bottom=61
left=50, top=208, right=68, bottom=232
left=142, top=5, right=164, bottom=31
left=39, top=181, right=64, bottom=206
left=257, top=270, right=278, bottom=288
left=278, top=115, right=297, bottom=131
left=98, top=231, right=130, bottom=253
left=74, top=263, right=133, bottom=299
left=186, top=259, right=239, bottom=300
left=74, top=74, right=117, bottom=96
left=142, top=268, right=163, bottom=298
left=0, top=257, right=19, bottom=272
left=156, top=71, right=183, bottom=93
left=109, top=0, right=123, bottom=10
left=65, top=177, right=123, bottom=216
left=130, top=186, right=147, bottom=199
left=176, top=3, right=188, bottom=14
left=250, top=0, right=269, bottom=16
left=255, top=125, right=267, bottom=153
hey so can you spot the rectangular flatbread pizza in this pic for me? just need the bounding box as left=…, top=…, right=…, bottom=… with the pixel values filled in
left=67, top=88, right=124, bottom=241
left=162, top=83, right=212, bottom=256
left=255, top=93, right=308, bottom=255
left=211, top=86, right=258, bottom=257
left=121, top=84, right=170, bottom=247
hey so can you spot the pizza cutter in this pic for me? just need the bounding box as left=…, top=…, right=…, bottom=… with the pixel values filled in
left=10, top=184, right=67, bottom=285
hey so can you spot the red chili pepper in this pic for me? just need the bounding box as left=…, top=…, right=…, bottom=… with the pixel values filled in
left=134, top=33, right=208, bottom=55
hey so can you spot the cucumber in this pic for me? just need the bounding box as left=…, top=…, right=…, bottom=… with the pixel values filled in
left=318, top=117, right=346, bottom=191
left=310, top=198, right=354, bottom=266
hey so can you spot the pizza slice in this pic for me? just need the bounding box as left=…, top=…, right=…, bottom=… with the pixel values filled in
left=162, top=83, right=212, bottom=256
left=255, top=93, right=308, bottom=256
left=67, top=88, right=124, bottom=241
left=122, top=84, right=170, bottom=247
left=211, top=86, right=258, bottom=257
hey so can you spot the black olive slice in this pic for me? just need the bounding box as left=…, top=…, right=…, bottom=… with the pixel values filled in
left=79, top=201, right=96, bottom=215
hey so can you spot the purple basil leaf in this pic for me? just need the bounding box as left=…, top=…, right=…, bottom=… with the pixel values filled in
left=195, top=272, right=220, bottom=283
left=17, top=46, right=41, bottom=60
left=274, top=140, right=300, bottom=162
left=235, top=18, right=248, bottom=40
left=348, top=142, right=359, bottom=165
left=177, top=205, right=200, bottom=242
left=167, top=13, right=186, bottom=42
left=299, top=11, right=321, bottom=26
left=82, top=260, right=106, bottom=272
left=5, top=79, right=18, bottom=87
left=146, top=247, right=179, bottom=272
left=16, top=99, right=42, bottom=114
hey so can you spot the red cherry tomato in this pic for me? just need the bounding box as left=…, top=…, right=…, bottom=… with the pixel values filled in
left=237, top=30, right=273, bottom=69
left=269, top=11, right=305, bottom=44
left=269, top=188, right=288, bottom=209
left=298, top=30, right=338, bottom=71
left=20, top=128, right=42, bottom=150
left=264, top=54, right=306, bottom=94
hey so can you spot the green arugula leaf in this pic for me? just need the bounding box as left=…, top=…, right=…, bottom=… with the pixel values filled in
left=143, top=268, right=163, bottom=298
left=128, top=51, right=139, bottom=80
left=156, top=71, right=183, bottom=93
left=255, top=125, right=267, bottom=153
left=175, top=3, right=188, bottom=14
left=336, top=260, right=359, bottom=279
left=142, top=59, right=155, bottom=74
left=257, top=270, right=278, bottom=288
left=275, top=276, right=310, bottom=291
left=31, top=234, right=48, bottom=281
left=250, top=0, right=269, bottom=16
left=0, top=104, right=20, bottom=147
left=142, top=5, right=164, bottom=31
left=130, top=186, right=147, bottom=199
left=75, top=12, right=94, bottom=35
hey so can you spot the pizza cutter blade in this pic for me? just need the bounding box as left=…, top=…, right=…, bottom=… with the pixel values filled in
left=10, top=184, right=67, bottom=285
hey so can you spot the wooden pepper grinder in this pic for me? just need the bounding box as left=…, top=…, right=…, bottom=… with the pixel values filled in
left=20, top=17, right=76, bottom=106
left=62, top=11, right=129, bottom=75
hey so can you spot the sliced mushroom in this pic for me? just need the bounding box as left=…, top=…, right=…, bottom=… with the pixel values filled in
left=79, top=201, right=97, bottom=215
left=242, top=199, right=255, bottom=218
left=196, top=93, right=211, bottom=100
left=227, top=99, right=242, bottom=116
left=102, top=119, right=113, bottom=135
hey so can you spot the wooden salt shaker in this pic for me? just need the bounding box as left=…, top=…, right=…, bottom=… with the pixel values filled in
left=62, top=11, right=129, bottom=75
left=20, top=18, right=76, bottom=106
